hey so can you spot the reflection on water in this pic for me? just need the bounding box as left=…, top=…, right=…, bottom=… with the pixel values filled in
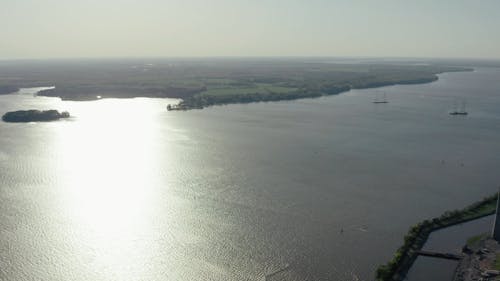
left=1, top=68, right=500, bottom=281
left=405, top=257, right=458, bottom=281
left=54, top=99, right=160, bottom=279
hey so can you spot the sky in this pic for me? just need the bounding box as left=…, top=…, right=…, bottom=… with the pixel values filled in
left=1, top=0, right=499, bottom=59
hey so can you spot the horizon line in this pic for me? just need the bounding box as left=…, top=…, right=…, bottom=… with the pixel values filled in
left=1, top=55, right=500, bottom=62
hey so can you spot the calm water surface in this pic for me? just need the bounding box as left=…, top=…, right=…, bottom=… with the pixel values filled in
left=1, top=68, right=500, bottom=281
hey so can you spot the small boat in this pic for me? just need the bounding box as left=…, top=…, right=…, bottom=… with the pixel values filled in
left=449, top=100, right=468, bottom=115
left=373, top=92, right=389, bottom=104
left=265, top=264, right=290, bottom=281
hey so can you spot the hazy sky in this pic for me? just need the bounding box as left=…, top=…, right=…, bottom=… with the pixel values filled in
left=1, top=0, right=499, bottom=59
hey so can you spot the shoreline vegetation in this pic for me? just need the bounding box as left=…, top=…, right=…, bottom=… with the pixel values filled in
left=375, top=194, right=498, bottom=281
left=2, top=110, right=70, bottom=123
left=171, top=76, right=440, bottom=110
left=0, top=59, right=471, bottom=109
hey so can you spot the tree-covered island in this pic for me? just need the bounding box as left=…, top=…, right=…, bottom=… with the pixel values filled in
left=2, top=110, right=70, bottom=123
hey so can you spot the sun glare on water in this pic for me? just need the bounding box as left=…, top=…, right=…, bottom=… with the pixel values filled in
left=51, top=98, right=168, bottom=279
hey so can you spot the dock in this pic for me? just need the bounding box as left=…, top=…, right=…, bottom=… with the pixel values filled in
left=416, top=250, right=464, bottom=260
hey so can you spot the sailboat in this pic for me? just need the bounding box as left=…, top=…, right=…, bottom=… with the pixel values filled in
left=449, top=100, right=468, bottom=115
left=373, top=92, right=389, bottom=104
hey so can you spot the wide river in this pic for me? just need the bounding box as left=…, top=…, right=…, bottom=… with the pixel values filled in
left=1, top=67, right=500, bottom=281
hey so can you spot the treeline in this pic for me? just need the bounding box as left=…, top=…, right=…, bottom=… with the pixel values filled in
left=178, top=86, right=351, bottom=108
left=375, top=194, right=498, bottom=281
left=352, top=76, right=438, bottom=89
left=38, top=85, right=206, bottom=101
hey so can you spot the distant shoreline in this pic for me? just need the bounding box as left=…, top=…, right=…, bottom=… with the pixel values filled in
left=0, top=60, right=472, bottom=109
left=35, top=69, right=467, bottom=110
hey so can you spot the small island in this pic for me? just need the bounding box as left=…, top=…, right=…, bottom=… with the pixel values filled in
left=2, top=110, right=70, bottom=123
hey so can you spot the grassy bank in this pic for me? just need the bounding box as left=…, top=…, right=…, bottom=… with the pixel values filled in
left=375, top=194, right=498, bottom=281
